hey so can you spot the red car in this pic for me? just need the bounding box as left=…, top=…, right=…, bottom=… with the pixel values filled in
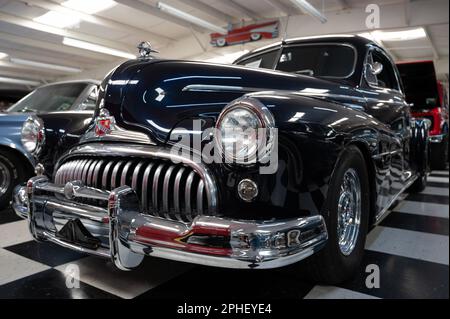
left=397, top=61, right=449, bottom=169
left=210, top=21, right=279, bottom=47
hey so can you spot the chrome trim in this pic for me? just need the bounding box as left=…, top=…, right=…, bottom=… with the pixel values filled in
left=86, top=160, right=99, bottom=185
left=173, top=167, right=185, bottom=220
left=141, top=163, right=154, bottom=213
left=120, top=161, right=134, bottom=186
left=163, top=165, right=175, bottom=215
left=183, top=84, right=261, bottom=93
left=45, top=232, right=110, bottom=258
left=197, top=180, right=204, bottom=215
left=185, top=171, right=195, bottom=219
left=55, top=143, right=219, bottom=214
left=372, top=149, right=402, bottom=160
left=131, top=161, right=145, bottom=192
left=152, top=163, right=165, bottom=215
left=15, top=179, right=328, bottom=270
left=375, top=175, right=417, bottom=223
left=101, top=161, right=115, bottom=189
left=111, top=161, right=125, bottom=189
left=92, top=160, right=104, bottom=187
left=81, top=115, right=155, bottom=145
left=81, top=160, right=93, bottom=182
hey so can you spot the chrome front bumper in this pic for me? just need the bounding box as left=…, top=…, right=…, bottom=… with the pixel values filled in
left=13, top=176, right=328, bottom=270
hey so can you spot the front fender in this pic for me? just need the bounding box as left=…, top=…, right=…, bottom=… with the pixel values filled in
left=0, top=136, right=35, bottom=167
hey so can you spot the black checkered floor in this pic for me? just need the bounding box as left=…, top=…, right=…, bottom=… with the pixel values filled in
left=0, top=170, right=448, bottom=299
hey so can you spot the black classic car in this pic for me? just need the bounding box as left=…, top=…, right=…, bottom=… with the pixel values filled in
left=13, top=37, right=429, bottom=284
left=0, top=80, right=99, bottom=209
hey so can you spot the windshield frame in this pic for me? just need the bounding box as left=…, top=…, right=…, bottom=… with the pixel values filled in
left=6, top=82, right=91, bottom=114
left=275, top=42, right=358, bottom=79
left=235, top=42, right=358, bottom=80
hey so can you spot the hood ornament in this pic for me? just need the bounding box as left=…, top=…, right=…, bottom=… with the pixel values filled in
left=137, top=41, right=158, bottom=58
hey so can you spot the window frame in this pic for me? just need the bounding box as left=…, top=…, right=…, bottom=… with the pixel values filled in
left=362, top=46, right=404, bottom=95
left=275, top=42, right=358, bottom=79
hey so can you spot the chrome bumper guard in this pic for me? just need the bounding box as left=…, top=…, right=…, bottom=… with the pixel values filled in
left=13, top=176, right=328, bottom=270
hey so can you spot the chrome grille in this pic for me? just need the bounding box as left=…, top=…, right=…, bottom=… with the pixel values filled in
left=54, top=157, right=210, bottom=222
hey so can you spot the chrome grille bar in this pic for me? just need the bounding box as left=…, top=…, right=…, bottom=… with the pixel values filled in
left=141, top=163, right=154, bottom=214
left=152, top=163, right=165, bottom=217
left=52, top=143, right=218, bottom=222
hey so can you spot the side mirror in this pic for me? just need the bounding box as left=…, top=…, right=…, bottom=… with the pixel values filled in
left=370, top=62, right=383, bottom=75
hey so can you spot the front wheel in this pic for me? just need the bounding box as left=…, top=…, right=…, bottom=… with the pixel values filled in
left=0, top=151, right=27, bottom=209
left=305, top=145, right=370, bottom=284
left=250, top=33, right=262, bottom=41
left=215, top=38, right=227, bottom=47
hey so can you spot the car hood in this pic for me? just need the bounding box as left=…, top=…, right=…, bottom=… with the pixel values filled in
left=0, top=112, right=32, bottom=124
left=100, top=59, right=356, bottom=143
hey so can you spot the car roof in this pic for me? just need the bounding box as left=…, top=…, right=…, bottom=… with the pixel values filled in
left=234, top=35, right=377, bottom=63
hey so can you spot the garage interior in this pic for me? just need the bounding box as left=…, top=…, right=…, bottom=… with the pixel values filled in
left=0, top=0, right=448, bottom=299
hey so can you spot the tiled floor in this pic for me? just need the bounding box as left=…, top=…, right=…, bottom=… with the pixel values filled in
left=0, top=170, right=448, bottom=299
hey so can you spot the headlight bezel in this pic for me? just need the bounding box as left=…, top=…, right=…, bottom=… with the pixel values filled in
left=215, top=97, right=276, bottom=165
left=21, top=116, right=45, bottom=154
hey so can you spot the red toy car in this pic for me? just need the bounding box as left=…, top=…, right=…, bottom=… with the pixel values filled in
left=397, top=61, right=449, bottom=169
left=210, top=21, right=279, bottom=47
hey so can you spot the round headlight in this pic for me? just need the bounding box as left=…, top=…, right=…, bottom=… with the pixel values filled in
left=21, top=116, right=45, bottom=154
left=215, top=97, right=275, bottom=164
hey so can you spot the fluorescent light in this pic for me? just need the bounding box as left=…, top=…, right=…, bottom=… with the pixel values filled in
left=0, top=52, right=8, bottom=59
left=10, top=58, right=81, bottom=73
left=374, top=28, right=426, bottom=41
left=62, top=0, right=117, bottom=14
left=204, top=50, right=249, bottom=64
left=289, top=0, right=327, bottom=23
left=157, top=2, right=227, bottom=34
left=34, top=10, right=80, bottom=28
left=63, top=37, right=136, bottom=59
left=0, top=76, right=40, bottom=86
left=359, top=28, right=426, bottom=43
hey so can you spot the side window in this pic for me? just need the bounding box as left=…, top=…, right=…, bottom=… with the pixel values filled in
left=79, top=87, right=98, bottom=110
left=367, top=50, right=400, bottom=91
left=237, top=49, right=278, bottom=69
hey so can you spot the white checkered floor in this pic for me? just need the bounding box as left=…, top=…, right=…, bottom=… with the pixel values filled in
left=0, top=170, right=448, bottom=299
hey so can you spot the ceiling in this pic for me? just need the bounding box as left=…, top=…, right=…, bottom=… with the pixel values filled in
left=0, top=0, right=448, bottom=90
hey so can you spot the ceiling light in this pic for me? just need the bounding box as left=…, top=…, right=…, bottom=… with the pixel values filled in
left=0, top=52, right=8, bottom=59
left=157, top=2, right=227, bottom=34
left=62, top=37, right=136, bottom=59
left=358, top=28, right=426, bottom=44
left=34, top=10, right=80, bottom=28
left=289, top=0, right=327, bottom=23
left=204, top=50, right=249, bottom=64
left=62, top=0, right=117, bottom=14
left=10, top=58, right=81, bottom=73
left=373, top=28, right=427, bottom=41
left=0, top=76, right=40, bottom=86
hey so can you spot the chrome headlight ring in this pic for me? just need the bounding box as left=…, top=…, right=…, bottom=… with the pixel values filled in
left=215, top=97, right=276, bottom=165
left=21, top=116, right=45, bottom=154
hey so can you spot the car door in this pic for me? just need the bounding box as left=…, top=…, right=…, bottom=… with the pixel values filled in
left=359, top=47, right=412, bottom=210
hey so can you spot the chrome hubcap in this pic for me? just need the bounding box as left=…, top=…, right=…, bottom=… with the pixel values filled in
left=337, top=168, right=361, bottom=256
left=0, top=161, right=11, bottom=197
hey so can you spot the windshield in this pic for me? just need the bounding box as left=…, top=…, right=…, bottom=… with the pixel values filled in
left=276, top=44, right=356, bottom=78
left=6, top=82, right=88, bottom=113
